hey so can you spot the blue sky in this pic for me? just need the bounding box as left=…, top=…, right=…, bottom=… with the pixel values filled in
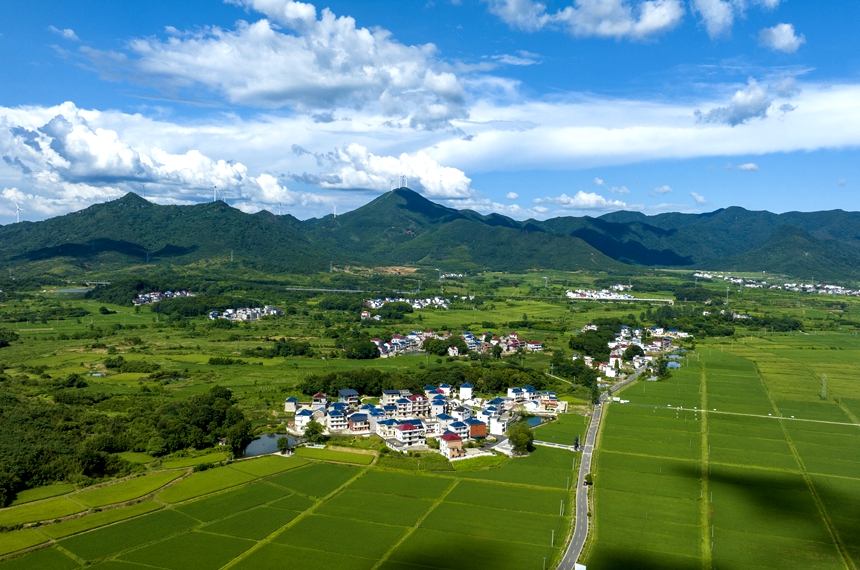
left=1, top=0, right=859, bottom=222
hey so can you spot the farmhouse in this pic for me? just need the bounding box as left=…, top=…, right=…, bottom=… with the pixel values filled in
left=439, top=432, right=464, bottom=459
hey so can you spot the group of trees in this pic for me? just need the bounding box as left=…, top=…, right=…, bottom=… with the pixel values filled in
left=243, top=338, right=312, bottom=358
left=0, top=381, right=252, bottom=507
left=103, top=356, right=161, bottom=374
left=0, top=329, right=18, bottom=349
left=568, top=325, right=617, bottom=361
left=422, top=336, right=468, bottom=356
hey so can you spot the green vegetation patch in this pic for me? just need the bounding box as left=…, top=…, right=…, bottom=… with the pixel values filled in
left=349, top=471, right=453, bottom=500
left=156, top=466, right=256, bottom=504
left=267, top=463, right=361, bottom=498
left=176, top=482, right=286, bottom=522
left=76, top=472, right=183, bottom=507
left=713, top=527, right=844, bottom=570
left=0, top=529, right=48, bottom=556
left=316, top=490, right=434, bottom=527
left=450, top=454, right=509, bottom=472
left=10, top=484, right=74, bottom=506
left=269, top=493, right=316, bottom=512
left=0, top=497, right=85, bottom=527
left=41, top=501, right=162, bottom=539
left=0, top=547, right=79, bottom=570
left=118, top=531, right=255, bottom=570
left=445, top=480, right=569, bottom=515
left=293, top=447, right=375, bottom=465
left=116, top=452, right=155, bottom=464
left=161, top=451, right=228, bottom=469
left=423, top=502, right=566, bottom=547
left=231, top=543, right=375, bottom=570
left=532, top=414, right=589, bottom=446
left=386, top=527, right=559, bottom=570
left=274, top=514, right=407, bottom=559
left=202, top=506, right=299, bottom=540
left=60, top=509, right=197, bottom=560
left=455, top=447, right=573, bottom=489
left=229, top=456, right=308, bottom=477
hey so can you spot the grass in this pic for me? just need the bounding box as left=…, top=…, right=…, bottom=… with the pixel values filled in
left=10, top=484, right=74, bottom=506
left=450, top=454, right=508, bottom=472
left=231, top=543, right=375, bottom=570
left=267, top=463, right=361, bottom=498
left=422, top=502, right=566, bottom=547
left=156, top=466, right=257, bottom=504
left=118, top=531, right=255, bottom=570
left=202, top=506, right=300, bottom=540
left=269, top=493, right=316, bottom=512
left=532, top=414, right=589, bottom=446
left=455, top=446, right=574, bottom=489
left=40, top=501, right=163, bottom=539
left=229, top=456, right=308, bottom=477
left=0, top=529, right=48, bottom=556
left=75, top=471, right=183, bottom=507
left=0, top=497, right=86, bottom=527
left=293, top=447, right=375, bottom=465
left=116, top=452, right=155, bottom=464
left=175, top=482, right=286, bottom=522
left=444, top=480, right=569, bottom=515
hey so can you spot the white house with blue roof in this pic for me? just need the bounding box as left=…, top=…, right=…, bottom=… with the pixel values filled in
left=459, top=382, right=473, bottom=400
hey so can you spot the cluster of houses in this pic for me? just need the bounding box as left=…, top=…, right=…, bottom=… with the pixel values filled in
left=132, top=290, right=194, bottom=306
left=369, top=330, right=543, bottom=359
left=363, top=297, right=451, bottom=312
left=208, top=306, right=282, bottom=321
left=285, top=383, right=560, bottom=458
left=579, top=324, right=685, bottom=379
left=779, top=283, right=860, bottom=297
left=566, top=289, right=636, bottom=301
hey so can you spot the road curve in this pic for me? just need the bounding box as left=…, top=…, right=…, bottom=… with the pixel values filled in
left=556, top=367, right=646, bottom=569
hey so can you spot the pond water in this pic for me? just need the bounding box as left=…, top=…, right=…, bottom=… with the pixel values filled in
left=526, top=417, right=543, bottom=427
left=238, top=433, right=297, bottom=458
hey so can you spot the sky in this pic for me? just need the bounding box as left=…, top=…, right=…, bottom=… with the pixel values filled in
left=2, top=0, right=860, bottom=223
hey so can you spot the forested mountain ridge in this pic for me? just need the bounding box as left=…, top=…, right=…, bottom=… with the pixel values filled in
left=2, top=189, right=860, bottom=280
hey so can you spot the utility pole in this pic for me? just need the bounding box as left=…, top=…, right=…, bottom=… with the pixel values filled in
left=821, top=374, right=827, bottom=400
left=725, top=287, right=729, bottom=306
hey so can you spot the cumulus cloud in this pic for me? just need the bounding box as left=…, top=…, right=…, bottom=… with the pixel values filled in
left=759, top=23, right=805, bottom=53
left=695, top=78, right=771, bottom=126
left=595, top=176, right=629, bottom=194
left=0, top=102, right=322, bottom=216
left=82, top=0, right=467, bottom=129
left=534, top=190, right=636, bottom=210
left=486, top=0, right=685, bottom=40
left=48, top=26, right=79, bottom=41
left=310, top=143, right=475, bottom=199
left=506, top=191, right=519, bottom=199
left=690, top=191, right=707, bottom=204
left=692, top=0, right=783, bottom=38
left=650, top=184, right=672, bottom=196
left=738, top=162, right=758, bottom=171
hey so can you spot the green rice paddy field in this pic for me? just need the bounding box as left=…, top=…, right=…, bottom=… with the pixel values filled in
left=0, top=444, right=578, bottom=570
left=586, top=333, right=860, bottom=570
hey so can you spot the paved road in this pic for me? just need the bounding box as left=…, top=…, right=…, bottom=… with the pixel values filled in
left=556, top=366, right=646, bottom=570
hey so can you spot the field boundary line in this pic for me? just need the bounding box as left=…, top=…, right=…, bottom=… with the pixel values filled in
left=218, top=466, right=369, bottom=570
left=700, top=358, right=711, bottom=570
left=754, top=361, right=857, bottom=570
left=369, top=479, right=460, bottom=570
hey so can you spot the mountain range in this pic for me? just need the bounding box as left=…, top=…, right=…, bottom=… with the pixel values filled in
left=2, top=188, right=859, bottom=281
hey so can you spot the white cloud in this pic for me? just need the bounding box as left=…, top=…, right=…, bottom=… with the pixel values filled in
left=506, top=191, right=519, bottom=199
left=594, top=176, right=629, bottom=194
left=486, top=0, right=685, bottom=40
left=838, top=178, right=846, bottom=187
left=773, top=77, right=801, bottom=97
left=48, top=26, right=79, bottom=41
left=695, top=78, right=771, bottom=126
left=534, top=190, right=637, bottom=210
left=491, top=51, right=540, bottom=66
left=312, top=143, right=475, bottom=199
left=738, top=162, right=758, bottom=171
left=82, top=0, right=468, bottom=129
left=650, top=184, right=673, bottom=196
left=690, top=191, right=707, bottom=204
left=690, top=0, right=735, bottom=38
left=759, top=23, right=805, bottom=53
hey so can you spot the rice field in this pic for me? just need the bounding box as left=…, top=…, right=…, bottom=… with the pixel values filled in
left=0, top=426, right=579, bottom=570
left=585, top=337, right=860, bottom=570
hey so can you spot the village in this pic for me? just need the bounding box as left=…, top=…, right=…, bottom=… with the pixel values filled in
left=208, top=306, right=283, bottom=321
left=580, top=322, right=686, bottom=380
left=132, top=289, right=195, bottom=305
left=366, top=329, right=544, bottom=359
left=284, top=381, right=563, bottom=460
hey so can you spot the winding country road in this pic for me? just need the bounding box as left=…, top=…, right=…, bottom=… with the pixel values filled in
left=556, top=367, right=646, bottom=570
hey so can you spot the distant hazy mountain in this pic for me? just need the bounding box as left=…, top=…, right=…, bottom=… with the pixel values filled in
left=2, top=189, right=859, bottom=280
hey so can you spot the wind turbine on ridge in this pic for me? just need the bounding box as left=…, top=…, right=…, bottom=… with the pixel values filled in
left=14, top=203, right=23, bottom=224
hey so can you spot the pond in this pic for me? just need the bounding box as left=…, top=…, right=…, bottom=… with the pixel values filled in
left=526, top=417, right=543, bottom=427
left=238, top=433, right=297, bottom=458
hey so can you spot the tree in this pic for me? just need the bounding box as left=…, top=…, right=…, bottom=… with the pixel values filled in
left=276, top=436, right=292, bottom=454
left=492, top=343, right=503, bottom=359
left=623, top=344, right=644, bottom=361
left=506, top=421, right=534, bottom=455
left=303, top=420, right=326, bottom=443
left=344, top=339, right=379, bottom=360
left=584, top=473, right=594, bottom=485
left=146, top=436, right=167, bottom=457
